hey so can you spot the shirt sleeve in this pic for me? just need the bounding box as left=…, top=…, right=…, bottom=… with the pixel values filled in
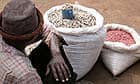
left=17, top=71, right=42, bottom=84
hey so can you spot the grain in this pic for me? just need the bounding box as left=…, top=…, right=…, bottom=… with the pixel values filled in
left=48, top=4, right=96, bottom=28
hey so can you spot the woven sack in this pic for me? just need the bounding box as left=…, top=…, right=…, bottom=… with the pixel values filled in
left=101, top=23, right=140, bottom=76
left=44, top=4, right=105, bottom=80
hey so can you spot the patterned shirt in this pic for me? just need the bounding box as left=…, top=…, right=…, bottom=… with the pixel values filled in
left=0, top=21, right=58, bottom=84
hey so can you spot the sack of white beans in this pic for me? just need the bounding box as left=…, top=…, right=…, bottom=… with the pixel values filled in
left=44, top=4, right=105, bottom=80
left=101, top=23, right=140, bottom=76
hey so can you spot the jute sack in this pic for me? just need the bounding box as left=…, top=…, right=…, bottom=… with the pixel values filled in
left=101, top=23, right=140, bottom=76
left=44, top=4, right=105, bottom=80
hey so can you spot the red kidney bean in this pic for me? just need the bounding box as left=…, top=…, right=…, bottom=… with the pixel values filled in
left=105, top=29, right=135, bottom=46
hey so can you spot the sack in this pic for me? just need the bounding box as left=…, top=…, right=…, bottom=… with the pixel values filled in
left=101, top=23, right=140, bottom=76
left=44, top=4, right=105, bottom=80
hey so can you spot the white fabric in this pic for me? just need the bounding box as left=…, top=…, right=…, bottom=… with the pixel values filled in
left=101, top=23, right=140, bottom=76
left=25, top=40, right=42, bottom=56
left=44, top=4, right=105, bottom=80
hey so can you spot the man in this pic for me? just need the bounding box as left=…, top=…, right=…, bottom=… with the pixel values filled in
left=0, top=0, right=76, bottom=84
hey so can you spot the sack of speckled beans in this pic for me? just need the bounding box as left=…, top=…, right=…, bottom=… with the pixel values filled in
left=101, top=23, right=140, bottom=76
left=44, top=3, right=105, bottom=80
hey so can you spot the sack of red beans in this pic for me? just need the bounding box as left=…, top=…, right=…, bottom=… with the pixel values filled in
left=101, top=23, right=140, bottom=76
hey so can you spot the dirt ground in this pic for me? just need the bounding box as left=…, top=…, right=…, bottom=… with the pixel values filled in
left=1, top=0, right=140, bottom=84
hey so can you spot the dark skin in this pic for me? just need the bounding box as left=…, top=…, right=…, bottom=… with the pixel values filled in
left=3, top=31, right=71, bottom=83
left=46, top=33, right=71, bottom=82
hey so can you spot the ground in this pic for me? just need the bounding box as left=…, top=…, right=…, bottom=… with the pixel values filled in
left=1, top=0, right=140, bottom=84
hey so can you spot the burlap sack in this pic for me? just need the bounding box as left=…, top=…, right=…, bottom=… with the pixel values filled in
left=44, top=4, right=105, bottom=80
left=101, top=24, right=140, bottom=76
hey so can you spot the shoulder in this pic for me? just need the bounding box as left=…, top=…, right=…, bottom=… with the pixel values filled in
left=16, top=69, right=42, bottom=84
left=0, top=63, right=42, bottom=84
left=0, top=37, right=42, bottom=83
left=6, top=55, right=37, bottom=78
left=0, top=55, right=42, bottom=83
left=0, top=62, right=12, bottom=83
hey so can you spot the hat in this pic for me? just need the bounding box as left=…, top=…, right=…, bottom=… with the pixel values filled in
left=0, top=0, right=43, bottom=40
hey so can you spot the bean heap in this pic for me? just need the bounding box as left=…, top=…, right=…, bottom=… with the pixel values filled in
left=105, top=29, right=135, bottom=46
left=48, top=4, right=96, bottom=28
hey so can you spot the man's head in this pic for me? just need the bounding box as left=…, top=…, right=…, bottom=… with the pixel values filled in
left=0, top=0, right=43, bottom=47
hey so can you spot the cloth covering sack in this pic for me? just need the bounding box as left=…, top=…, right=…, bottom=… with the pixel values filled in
left=44, top=4, right=105, bottom=80
left=101, top=23, right=140, bottom=76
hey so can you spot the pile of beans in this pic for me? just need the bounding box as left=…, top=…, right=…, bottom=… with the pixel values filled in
left=105, top=29, right=135, bottom=46
left=48, top=4, right=96, bottom=28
